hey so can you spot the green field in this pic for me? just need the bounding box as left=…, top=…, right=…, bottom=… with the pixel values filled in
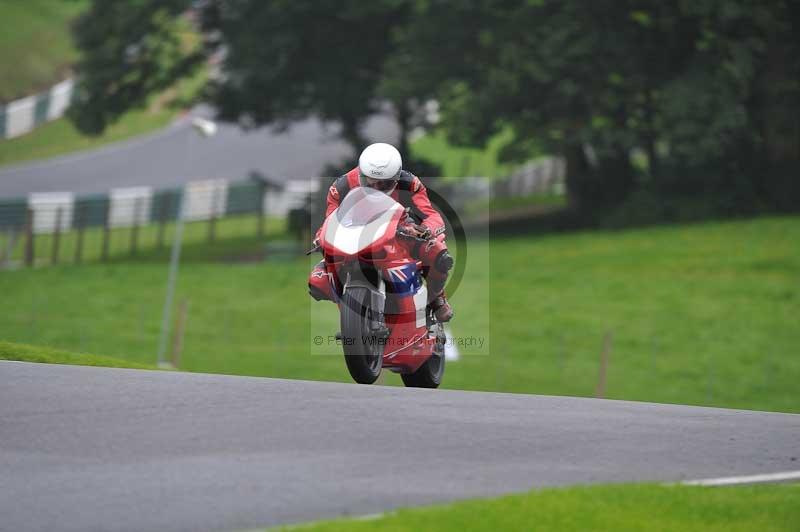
left=1, top=215, right=798, bottom=412
left=273, top=483, right=800, bottom=532
left=0, top=0, right=86, bottom=102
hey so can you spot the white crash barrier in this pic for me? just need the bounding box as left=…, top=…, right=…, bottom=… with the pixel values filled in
left=28, top=192, right=74, bottom=234
left=265, top=179, right=320, bottom=216
left=46, top=79, right=75, bottom=121
left=182, top=179, right=228, bottom=221
left=5, top=96, right=36, bottom=139
left=109, top=187, right=153, bottom=228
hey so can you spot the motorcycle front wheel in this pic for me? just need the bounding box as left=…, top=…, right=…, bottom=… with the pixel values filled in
left=340, top=287, right=383, bottom=384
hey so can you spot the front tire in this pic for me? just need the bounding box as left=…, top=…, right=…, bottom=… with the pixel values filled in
left=401, top=324, right=445, bottom=388
left=341, top=288, right=383, bottom=384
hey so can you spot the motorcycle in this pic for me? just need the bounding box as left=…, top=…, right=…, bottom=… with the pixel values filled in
left=312, top=186, right=446, bottom=387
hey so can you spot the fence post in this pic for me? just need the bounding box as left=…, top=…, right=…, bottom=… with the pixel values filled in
left=257, top=181, right=266, bottom=238
left=74, top=202, right=86, bottom=264
left=51, top=207, right=62, bottom=265
left=207, top=187, right=217, bottom=243
left=130, top=196, right=141, bottom=256
left=101, top=200, right=111, bottom=261
left=157, top=193, right=169, bottom=249
left=25, top=207, right=34, bottom=267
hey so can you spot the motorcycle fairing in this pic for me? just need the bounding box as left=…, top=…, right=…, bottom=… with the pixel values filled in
left=322, top=187, right=404, bottom=257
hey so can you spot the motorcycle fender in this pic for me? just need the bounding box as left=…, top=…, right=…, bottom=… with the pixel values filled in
left=343, top=272, right=386, bottom=316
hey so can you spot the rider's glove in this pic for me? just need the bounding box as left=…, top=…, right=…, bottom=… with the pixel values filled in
left=398, top=222, right=432, bottom=241
left=415, top=224, right=432, bottom=240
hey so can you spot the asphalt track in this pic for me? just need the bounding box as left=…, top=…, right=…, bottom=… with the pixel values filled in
left=0, top=107, right=399, bottom=198
left=1, top=361, right=798, bottom=532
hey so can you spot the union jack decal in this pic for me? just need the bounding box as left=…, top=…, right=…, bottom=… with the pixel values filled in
left=387, top=265, right=409, bottom=281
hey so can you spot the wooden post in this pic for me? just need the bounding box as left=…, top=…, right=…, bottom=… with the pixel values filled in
left=207, top=187, right=217, bottom=243
left=257, top=182, right=266, bottom=238
left=74, top=202, right=86, bottom=264
left=1, top=228, right=18, bottom=268
left=25, top=207, right=34, bottom=267
left=595, top=332, right=613, bottom=399
left=157, top=194, right=169, bottom=249
left=170, top=299, right=189, bottom=369
left=101, top=200, right=111, bottom=261
left=51, top=207, right=62, bottom=265
left=130, top=196, right=141, bottom=256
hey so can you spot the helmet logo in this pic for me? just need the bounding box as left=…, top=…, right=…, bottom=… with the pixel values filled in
left=370, top=159, right=389, bottom=177
left=368, top=158, right=389, bottom=177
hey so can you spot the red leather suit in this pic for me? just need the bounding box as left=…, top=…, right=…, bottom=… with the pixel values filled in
left=308, top=167, right=450, bottom=302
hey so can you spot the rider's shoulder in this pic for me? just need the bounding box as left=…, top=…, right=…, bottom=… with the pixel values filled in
left=329, top=172, right=354, bottom=200
left=397, top=170, right=424, bottom=193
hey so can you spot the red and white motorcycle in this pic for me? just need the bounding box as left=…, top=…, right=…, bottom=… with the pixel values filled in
left=313, top=187, right=445, bottom=387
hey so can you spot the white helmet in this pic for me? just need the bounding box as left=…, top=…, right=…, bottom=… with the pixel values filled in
left=358, top=143, right=402, bottom=193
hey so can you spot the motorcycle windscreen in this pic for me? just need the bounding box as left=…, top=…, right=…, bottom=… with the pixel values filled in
left=324, top=187, right=403, bottom=255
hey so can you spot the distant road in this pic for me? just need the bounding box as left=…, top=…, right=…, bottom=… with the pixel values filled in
left=0, top=106, right=399, bottom=198
left=1, top=361, right=798, bottom=532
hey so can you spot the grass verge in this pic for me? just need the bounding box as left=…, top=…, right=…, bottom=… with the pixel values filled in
left=0, top=340, right=155, bottom=370
left=1, top=215, right=798, bottom=412
left=272, top=483, right=800, bottom=532
left=0, top=213, right=286, bottom=267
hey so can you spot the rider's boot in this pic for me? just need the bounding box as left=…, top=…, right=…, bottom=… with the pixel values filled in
left=427, top=276, right=453, bottom=322
left=430, top=292, right=454, bottom=322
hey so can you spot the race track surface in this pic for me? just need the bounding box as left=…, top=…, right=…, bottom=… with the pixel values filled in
left=0, top=107, right=399, bottom=198
left=1, top=361, right=798, bottom=532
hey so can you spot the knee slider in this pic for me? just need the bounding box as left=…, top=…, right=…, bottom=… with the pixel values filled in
left=435, top=250, right=454, bottom=273
left=308, top=284, right=327, bottom=301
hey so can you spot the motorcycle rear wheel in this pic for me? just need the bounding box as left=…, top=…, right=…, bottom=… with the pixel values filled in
left=401, top=323, right=445, bottom=388
left=341, top=288, right=384, bottom=384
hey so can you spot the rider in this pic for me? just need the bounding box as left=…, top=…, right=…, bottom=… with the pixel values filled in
left=308, top=142, right=454, bottom=322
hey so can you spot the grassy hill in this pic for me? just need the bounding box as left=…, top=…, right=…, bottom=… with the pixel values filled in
left=1, top=215, right=798, bottom=412
left=0, top=0, right=87, bottom=103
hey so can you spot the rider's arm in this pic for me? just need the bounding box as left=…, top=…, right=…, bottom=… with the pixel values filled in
left=410, top=177, right=445, bottom=236
left=314, top=179, right=344, bottom=242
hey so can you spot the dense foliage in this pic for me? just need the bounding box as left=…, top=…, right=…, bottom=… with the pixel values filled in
left=71, top=0, right=799, bottom=216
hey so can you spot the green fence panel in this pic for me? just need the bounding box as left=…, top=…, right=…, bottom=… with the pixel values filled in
left=0, top=105, right=6, bottom=138
left=73, top=195, right=111, bottom=228
left=33, top=93, right=50, bottom=126
left=225, top=181, right=262, bottom=216
left=150, top=188, right=182, bottom=223
left=0, top=198, right=28, bottom=229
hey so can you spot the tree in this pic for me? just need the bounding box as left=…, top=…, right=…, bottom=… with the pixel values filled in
left=201, top=0, right=408, bottom=154
left=69, top=0, right=201, bottom=134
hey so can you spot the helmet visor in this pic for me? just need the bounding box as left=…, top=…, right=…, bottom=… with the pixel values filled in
left=362, top=175, right=398, bottom=193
